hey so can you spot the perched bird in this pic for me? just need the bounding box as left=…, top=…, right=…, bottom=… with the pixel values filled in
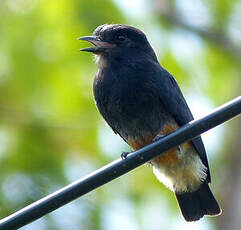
left=79, top=24, right=221, bottom=221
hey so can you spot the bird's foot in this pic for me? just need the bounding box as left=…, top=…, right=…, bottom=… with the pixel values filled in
left=152, top=134, right=165, bottom=142
left=177, top=145, right=184, bottom=157
left=177, top=145, right=182, bottom=153
left=121, top=151, right=130, bottom=159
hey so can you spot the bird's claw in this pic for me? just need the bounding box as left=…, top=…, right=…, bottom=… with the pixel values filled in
left=152, top=134, right=165, bottom=142
left=121, top=151, right=130, bottom=159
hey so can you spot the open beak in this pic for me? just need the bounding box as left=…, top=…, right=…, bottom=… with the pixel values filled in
left=78, top=36, right=115, bottom=53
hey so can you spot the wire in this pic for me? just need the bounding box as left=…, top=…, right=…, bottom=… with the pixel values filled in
left=0, top=95, right=240, bottom=230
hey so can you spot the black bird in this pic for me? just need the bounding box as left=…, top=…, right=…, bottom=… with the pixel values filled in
left=79, top=24, right=221, bottom=221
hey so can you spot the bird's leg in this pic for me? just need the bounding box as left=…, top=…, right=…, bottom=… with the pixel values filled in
left=177, top=145, right=182, bottom=153
left=177, top=145, right=184, bottom=157
left=152, top=134, right=165, bottom=142
left=121, top=151, right=131, bottom=159
left=122, top=134, right=166, bottom=159
left=153, top=134, right=183, bottom=156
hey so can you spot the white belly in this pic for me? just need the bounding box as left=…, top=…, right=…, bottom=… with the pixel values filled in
left=150, top=144, right=207, bottom=193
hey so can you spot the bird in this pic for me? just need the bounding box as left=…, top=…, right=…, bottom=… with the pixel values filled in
left=78, top=24, right=221, bottom=221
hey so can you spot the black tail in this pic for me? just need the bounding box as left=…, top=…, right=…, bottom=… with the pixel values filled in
left=175, top=183, right=221, bottom=221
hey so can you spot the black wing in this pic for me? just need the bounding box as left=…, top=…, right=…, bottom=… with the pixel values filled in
left=156, top=66, right=211, bottom=182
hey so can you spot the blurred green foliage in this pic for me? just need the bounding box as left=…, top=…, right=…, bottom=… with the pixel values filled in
left=0, top=0, right=240, bottom=230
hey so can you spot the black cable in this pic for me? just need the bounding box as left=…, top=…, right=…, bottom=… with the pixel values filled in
left=0, top=96, right=240, bottom=230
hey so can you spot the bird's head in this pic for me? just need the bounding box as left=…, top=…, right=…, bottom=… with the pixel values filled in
left=78, top=24, right=157, bottom=63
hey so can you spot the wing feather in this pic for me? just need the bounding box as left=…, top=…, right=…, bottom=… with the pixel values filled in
left=156, top=67, right=211, bottom=182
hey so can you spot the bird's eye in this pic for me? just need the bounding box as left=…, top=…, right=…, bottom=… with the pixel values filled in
left=117, top=35, right=126, bottom=42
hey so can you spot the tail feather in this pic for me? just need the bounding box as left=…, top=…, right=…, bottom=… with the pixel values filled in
left=175, top=183, right=221, bottom=221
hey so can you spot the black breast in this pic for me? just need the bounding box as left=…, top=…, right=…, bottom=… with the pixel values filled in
left=93, top=62, right=171, bottom=140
